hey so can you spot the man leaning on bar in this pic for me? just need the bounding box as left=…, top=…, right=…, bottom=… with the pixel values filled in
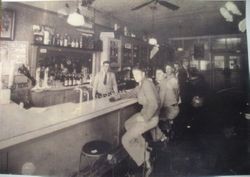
left=92, top=61, right=118, bottom=98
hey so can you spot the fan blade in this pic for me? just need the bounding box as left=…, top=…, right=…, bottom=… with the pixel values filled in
left=158, top=0, right=179, bottom=10
left=131, top=0, right=155, bottom=11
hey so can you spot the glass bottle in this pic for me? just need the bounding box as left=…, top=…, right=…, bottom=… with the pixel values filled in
left=56, top=33, right=60, bottom=46
left=79, top=36, right=83, bottom=48
left=63, top=74, right=67, bottom=87
left=64, top=33, right=68, bottom=47
left=59, top=35, right=64, bottom=46
left=72, top=73, right=76, bottom=86
left=75, top=39, right=79, bottom=48
left=69, top=74, right=73, bottom=86
left=71, top=39, right=76, bottom=48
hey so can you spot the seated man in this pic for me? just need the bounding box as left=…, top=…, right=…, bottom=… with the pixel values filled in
left=154, top=64, right=180, bottom=139
left=110, top=63, right=160, bottom=177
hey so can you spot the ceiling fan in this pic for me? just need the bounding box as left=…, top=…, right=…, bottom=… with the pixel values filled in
left=131, top=0, right=179, bottom=11
left=81, top=0, right=95, bottom=8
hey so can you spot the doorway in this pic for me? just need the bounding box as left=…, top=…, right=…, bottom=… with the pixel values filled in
left=212, top=53, right=242, bottom=91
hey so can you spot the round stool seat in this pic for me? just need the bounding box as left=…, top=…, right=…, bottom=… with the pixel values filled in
left=82, top=140, right=111, bottom=157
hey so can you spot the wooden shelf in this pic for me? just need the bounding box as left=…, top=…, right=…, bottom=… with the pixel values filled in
left=32, top=44, right=101, bottom=54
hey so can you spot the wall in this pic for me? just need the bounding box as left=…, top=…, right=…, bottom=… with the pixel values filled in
left=2, top=3, right=79, bottom=42
left=1, top=2, right=115, bottom=74
left=2, top=2, right=114, bottom=42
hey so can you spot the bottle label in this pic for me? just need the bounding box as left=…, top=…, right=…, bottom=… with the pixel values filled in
left=64, top=80, right=68, bottom=86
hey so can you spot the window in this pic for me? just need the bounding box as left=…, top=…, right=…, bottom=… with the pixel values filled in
left=229, top=56, right=240, bottom=69
left=226, top=38, right=241, bottom=50
left=214, top=56, right=225, bottom=69
left=212, top=38, right=226, bottom=49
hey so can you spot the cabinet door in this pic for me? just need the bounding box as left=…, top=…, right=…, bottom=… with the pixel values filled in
left=31, top=92, right=46, bottom=107
left=49, top=90, right=65, bottom=106
left=64, top=90, right=79, bottom=103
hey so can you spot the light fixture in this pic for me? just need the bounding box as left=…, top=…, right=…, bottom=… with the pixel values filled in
left=149, top=38, right=158, bottom=45
left=177, top=47, right=184, bottom=52
left=225, top=1, right=242, bottom=16
left=67, top=8, right=85, bottom=26
left=219, top=1, right=245, bottom=33
left=220, top=1, right=243, bottom=22
left=148, top=6, right=158, bottom=46
left=238, top=18, right=246, bottom=32
left=220, top=7, right=233, bottom=22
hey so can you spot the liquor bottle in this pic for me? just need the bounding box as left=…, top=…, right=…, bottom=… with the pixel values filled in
left=56, top=33, right=60, bottom=46
left=64, top=33, right=68, bottom=47
left=66, top=74, right=70, bottom=86
left=52, top=35, right=56, bottom=46
left=77, top=74, right=81, bottom=85
left=80, top=74, right=83, bottom=85
left=70, top=74, right=73, bottom=86
left=59, top=36, right=64, bottom=46
left=72, top=73, right=76, bottom=86
left=63, top=74, right=68, bottom=87
left=75, top=39, right=79, bottom=48
left=79, top=37, right=83, bottom=48
left=71, top=39, right=76, bottom=48
left=67, top=35, right=71, bottom=47
left=43, top=30, right=50, bottom=45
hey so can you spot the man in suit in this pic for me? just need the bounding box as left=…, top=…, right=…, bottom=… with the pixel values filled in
left=174, top=60, right=189, bottom=104
left=92, top=61, right=118, bottom=98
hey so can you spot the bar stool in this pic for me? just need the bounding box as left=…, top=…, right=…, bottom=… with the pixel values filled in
left=79, top=140, right=111, bottom=177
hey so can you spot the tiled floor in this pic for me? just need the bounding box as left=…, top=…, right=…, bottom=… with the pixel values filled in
left=103, top=88, right=250, bottom=177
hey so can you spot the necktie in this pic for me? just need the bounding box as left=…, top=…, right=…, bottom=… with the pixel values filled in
left=103, top=73, right=107, bottom=85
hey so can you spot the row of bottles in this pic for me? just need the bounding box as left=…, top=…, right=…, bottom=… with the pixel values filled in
left=50, top=34, right=95, bottom=49
left=50, top=64, right=90, bottom=87
left=33, top=25, right=102, bottom=50
left=62, top=73, right=89, bottom=87
left=36, top=61, right=91, bottom=88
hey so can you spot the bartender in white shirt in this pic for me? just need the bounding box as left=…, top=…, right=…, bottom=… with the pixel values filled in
left=92, top=61, right=118, bottom=98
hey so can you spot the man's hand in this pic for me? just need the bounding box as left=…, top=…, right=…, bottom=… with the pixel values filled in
left=109, top=95, right=121, bottom=102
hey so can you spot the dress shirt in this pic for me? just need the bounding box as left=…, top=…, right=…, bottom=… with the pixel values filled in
left=93, top=71, right=117, bottom=94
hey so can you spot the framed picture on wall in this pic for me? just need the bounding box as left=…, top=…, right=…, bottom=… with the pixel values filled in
left=0, top=9, right=16, bottom=40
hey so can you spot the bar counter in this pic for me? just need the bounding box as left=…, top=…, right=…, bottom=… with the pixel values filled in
left=0, top=96, right=138, bottom=176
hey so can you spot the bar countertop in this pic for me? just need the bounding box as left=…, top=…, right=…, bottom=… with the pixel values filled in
left=0, top=97, right=137, bottom=150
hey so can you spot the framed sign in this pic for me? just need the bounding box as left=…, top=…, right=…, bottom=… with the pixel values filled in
left=0, top=9, right=16, bottom=40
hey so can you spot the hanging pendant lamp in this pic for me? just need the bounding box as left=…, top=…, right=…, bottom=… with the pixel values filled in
left=148, top=6, right=158, bottom=46
left=67, top=6, right=85, bottom=26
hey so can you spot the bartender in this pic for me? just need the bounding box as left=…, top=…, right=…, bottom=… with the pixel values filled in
left=92, top=61, right=118, bottom=98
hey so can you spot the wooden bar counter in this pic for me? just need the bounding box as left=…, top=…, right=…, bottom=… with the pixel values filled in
left=0, top=96, right=138, bottom=176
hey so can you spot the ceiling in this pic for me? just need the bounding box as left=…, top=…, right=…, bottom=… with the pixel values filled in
left=17, top=0, right=246, bottom=42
